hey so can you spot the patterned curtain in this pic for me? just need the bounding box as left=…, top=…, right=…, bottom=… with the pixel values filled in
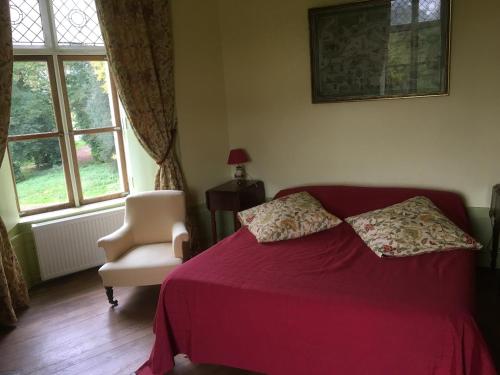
left=0, top=0, right=29, bottom=326
left=95, top=0, right=198, bottom=254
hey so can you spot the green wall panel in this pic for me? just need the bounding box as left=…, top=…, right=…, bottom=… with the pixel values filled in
left=7, top=204, right=235, bottom=289
left=8, top=224, right=40, bottom=288
left=468, top=207, right=494, bottom=268
left=7, top=205, right=496, bottom=290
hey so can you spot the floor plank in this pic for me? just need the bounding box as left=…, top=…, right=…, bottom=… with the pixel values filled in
left=0, top=267, right=498, bottom=375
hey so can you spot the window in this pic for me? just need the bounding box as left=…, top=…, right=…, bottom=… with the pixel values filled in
left=8, top=0, right=128, bottom=215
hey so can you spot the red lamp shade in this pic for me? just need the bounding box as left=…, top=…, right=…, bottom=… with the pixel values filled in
left=227, top=148, right=249, bottom=165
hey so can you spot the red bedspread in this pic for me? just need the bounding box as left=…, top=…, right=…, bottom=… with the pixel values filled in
left=137, top=186, right=496, bottom=375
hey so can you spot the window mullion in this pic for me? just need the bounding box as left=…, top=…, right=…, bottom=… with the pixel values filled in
left=52, top=54, right=81, bottom=207
left=37, top=0, right=57, bottom=49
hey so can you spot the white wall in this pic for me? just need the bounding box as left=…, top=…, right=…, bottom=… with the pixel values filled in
left=218, top=0, right=500, bottom=207
left=0, top=0, right=231, bottom=231
left=0, top=150, right=19, bottom=231
left=122, top=0, right=231, bottom=204
left=172, top=0, right=231, bottom=203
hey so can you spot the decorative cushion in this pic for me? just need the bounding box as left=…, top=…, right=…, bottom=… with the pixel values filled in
left=238, top=191, right=342, bottom=243
left=345, top=196, right=482, bottom=257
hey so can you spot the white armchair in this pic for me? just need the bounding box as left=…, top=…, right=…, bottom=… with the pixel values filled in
left=97, top=190, right=189, bottom=307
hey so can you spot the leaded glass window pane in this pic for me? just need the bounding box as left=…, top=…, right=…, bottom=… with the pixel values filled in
left=391, top=0, right=412, bottom=26
left=9, top=0, right=45, bottom=46
left=52, top=0, right=104, bottom=46
left=419, top=0, right=441, bottom=22
left=391, top=0, right=442, bottom=26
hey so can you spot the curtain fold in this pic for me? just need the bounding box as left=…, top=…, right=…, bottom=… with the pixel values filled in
left=96, top=0, right=198, bottom=255
left=0, top=0, right=29, bottom=326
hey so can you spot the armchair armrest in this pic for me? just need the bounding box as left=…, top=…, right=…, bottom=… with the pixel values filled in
left=172, top=222, right=189, bottom=259
left=97, top=224, right=134, bottom=262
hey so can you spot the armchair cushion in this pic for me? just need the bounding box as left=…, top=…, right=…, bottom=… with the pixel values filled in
left=98, top=243, right=181, bottom=287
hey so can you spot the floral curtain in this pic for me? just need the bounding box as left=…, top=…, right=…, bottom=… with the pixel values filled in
left=95, top=0, right=198, bottom=254
left=0, top=0, right=29, bottom=326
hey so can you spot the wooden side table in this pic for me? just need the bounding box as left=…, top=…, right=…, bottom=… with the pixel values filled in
left=206, top=180, right=265, bottom=244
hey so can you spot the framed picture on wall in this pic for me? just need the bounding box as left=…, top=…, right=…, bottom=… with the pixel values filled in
left=308, top=0, right=451, bottom=103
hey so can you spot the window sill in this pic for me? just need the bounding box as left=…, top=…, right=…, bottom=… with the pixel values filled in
left=19, top=198, right=126, bottom=226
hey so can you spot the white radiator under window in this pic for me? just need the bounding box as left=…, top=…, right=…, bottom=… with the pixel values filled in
left=32, top=207, right=125, bottom=281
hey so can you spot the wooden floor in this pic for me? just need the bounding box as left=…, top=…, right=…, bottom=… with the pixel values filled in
left=0, top=267, right=498, bottom=375
left=0, top=268, right=258, bottom=375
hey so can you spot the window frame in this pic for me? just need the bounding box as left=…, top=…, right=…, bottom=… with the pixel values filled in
left=8, top=0, right=130, bottom=216
left=57, top=54, right=129, bottom=206
left=7, top=55, right=76, bottom=216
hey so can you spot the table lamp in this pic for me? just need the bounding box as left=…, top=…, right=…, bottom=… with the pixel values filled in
left=227, top=148, right=249, bottom=183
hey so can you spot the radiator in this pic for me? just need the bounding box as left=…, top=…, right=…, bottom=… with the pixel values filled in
left=32, top=207, right=125, bottom=281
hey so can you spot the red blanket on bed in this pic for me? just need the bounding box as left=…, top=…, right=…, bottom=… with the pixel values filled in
left=137, top=186, right=497, bottom=375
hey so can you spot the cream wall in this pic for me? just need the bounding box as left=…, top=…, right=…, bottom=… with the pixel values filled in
left=123, top=0, right=230, bottom=204
left=0, top=150, right=19, bottom=231
left=0, top=0, right=231, bottom=286
left=217, top=0, right=500, bottom=208
left=2, top=0, right=498, bottom=277
left=0, top=0, right=230, bottom=231
left=171, top=0, right=230, bottom=203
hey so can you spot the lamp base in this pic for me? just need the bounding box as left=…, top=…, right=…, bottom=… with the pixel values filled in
left=234, top=165, right=246, bottom=184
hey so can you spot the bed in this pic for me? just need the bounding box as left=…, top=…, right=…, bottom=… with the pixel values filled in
left=137, top=185, right=497, bottom=375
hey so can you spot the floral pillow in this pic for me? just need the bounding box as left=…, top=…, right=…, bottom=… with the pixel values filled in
left=345, top=196, right=482, bottom=257
left=238, top=192, right=342, bottom=243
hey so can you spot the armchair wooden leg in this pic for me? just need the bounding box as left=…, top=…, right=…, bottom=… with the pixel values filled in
left=105, top=287, right=118, bottom=307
